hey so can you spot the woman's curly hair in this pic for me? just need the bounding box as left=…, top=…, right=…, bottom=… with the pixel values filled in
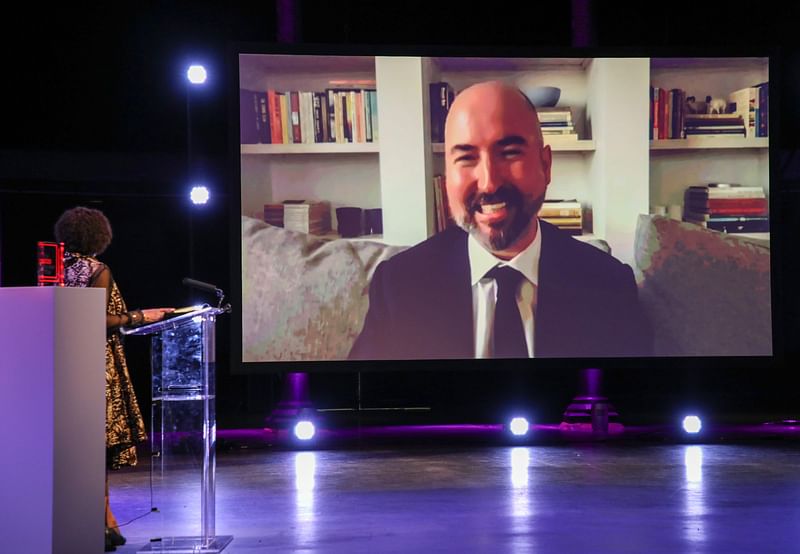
left=54, top=206, right=113, bottom=256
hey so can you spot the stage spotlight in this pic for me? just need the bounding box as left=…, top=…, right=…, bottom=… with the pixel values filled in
left=682, top=415, right=703, bottom=434
left=190, top=185, right=210, bottom=205
left=509, top=417, right=530, bottom=437
left=187, top=64, right=208, bottom=85
left=294, top=420, right=316, bottom=441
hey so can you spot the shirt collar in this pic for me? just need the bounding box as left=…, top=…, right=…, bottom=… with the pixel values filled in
left=468, top=218, right=542, bottom=286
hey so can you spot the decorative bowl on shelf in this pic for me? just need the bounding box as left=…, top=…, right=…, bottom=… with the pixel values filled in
left=524, top=86, right=561, bottom=108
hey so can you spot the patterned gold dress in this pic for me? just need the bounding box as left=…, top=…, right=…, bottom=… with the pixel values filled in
left=64, top=253, right=147, bottom=469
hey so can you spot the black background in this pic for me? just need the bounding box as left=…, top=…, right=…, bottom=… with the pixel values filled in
left=1, top=1, right=799, bottom=429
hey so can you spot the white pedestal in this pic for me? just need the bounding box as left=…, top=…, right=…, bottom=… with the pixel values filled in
left=0, top=287, right=106, bottom=553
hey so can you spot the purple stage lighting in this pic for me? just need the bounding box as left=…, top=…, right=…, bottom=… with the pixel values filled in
left=190, top=186, right=210, bottom=205
left=509, top=417, right=530, bottom=437
left=294, top=420, right=316, bottom=441
left=187, top=64, right=208, bottom=84
left=682, top=415, right=702, bottom=434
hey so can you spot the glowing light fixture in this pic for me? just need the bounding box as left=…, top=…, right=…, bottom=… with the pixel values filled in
left=187, top=64, right=208, bottom=84
left=682, top=415, right=703, bottom=434
left=509, top=417, right=530, bottom=437
left=294, top=420, right=316, bottom=441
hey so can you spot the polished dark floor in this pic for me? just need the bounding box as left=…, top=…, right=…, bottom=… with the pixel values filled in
left=109, top=432, right=800, bottom=554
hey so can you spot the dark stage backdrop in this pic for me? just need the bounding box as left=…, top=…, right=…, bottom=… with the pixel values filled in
left=2, top=3, right=800, bottom=428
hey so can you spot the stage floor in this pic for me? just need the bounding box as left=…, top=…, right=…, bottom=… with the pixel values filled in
left=109, top=438, right=800, bottom=553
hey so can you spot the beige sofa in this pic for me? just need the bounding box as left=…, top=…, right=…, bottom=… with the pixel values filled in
left=241, top=214, right=772, bottom=362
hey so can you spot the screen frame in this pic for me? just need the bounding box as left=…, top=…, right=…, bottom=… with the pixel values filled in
left=228, top=41, right=783, bottom=375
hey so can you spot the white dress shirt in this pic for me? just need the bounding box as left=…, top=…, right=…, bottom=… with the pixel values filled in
left=468, top=218, right=542, bottom=358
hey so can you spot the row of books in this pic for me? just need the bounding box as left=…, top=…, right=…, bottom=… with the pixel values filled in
left=649, top=83, right=769, bottom=139
left=651, top=87, right=688, bottom=139
left=540, top=200, right=582, bottom=234
left=682, top=183, right=769, bottom=233
left=264, top=200, right=332, bottom=235
left=241, top=88, right=379, bottom=145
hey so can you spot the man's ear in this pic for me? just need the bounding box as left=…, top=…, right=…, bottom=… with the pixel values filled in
left=541, top=144, right=553, bottom=186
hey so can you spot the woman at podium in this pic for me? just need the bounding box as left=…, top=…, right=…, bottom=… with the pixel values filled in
left=54, top=206, right=173, bottom=552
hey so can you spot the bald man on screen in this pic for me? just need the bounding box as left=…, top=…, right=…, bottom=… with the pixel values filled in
left=349, top=81, right=652, bottom=361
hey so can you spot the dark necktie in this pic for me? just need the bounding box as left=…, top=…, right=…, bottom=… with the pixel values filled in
left=488, top=265, right=528, bottom=358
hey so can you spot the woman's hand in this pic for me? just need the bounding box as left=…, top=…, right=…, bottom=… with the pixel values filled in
left=141, top=308, right=175, bottom=324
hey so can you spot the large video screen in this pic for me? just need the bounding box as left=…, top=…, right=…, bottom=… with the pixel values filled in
left=233, top=47, right=773, bottom=371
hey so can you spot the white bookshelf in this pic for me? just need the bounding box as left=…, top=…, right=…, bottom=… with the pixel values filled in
left=649, top=57, right=770, bottom=231
left=239, top=54, right=381, bottom=231
left=239, top=54, right=771, bottom=262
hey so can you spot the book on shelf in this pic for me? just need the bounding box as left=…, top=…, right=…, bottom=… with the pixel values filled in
left=537, top=107, right=573, bottom=120
left=429, top=82, right=455, bottom=143
left=757, top=82, right=769, bottom=138
left=290, top=91, right=301, bottom=143
left=686, top=184, right=766, bottom=199
left=544, top=133, right=579, bottom=142
left=684, top=114, right=744, bottom=123
left=539, top=199, right=582, bottom=234
left=684, top=128, right=746, bottom=136
left=541, top=216, right=582, bottom=227
left=684, top=214, right=769, bottom=233
left=282, top=200, right=332, bottom=235
left=686, top=197, right=768, bottom=214
left=257, top=92, right=270, bottom=144
left=542, top=125, right=575, bottom=133
left=540, top=121, right=573, bottom=128
left=432, top=174, right=455, bottom=233
left=240, top=89, right=260, bottom=144
left=684, top=124, right=746, bottom=131
left=266, top=90, right=282, bottom=144
left=279, top=93, right=290, bottom=144
left=540, top=200, right=581, bottom=218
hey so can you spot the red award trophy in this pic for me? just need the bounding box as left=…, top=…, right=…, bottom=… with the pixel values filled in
left=37, top=241, right=65, bottom=286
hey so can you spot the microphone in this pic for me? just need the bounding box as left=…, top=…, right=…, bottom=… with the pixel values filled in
left=182, top=277, right=221, bottom=295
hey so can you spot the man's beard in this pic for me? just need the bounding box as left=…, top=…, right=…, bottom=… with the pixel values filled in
left=456, top=184, right=545, bottom=252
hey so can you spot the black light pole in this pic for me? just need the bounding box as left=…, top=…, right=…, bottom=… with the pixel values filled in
left=185, top=63, right=210, bottom=281
left=186, top=74, right=194, bottom=280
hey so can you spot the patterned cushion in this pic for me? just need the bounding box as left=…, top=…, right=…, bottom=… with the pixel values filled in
left=634, top=214, right=772, bottom=357
left=242, top=216, right=407, bottom=362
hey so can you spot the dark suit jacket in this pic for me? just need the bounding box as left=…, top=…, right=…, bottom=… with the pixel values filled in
left=348, top=221, right=653, bottom=360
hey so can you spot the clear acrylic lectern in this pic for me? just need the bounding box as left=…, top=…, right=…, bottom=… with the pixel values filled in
left=122, top=305, right=232, bottom=553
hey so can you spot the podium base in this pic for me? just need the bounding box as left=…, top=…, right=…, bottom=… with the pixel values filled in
left=138, top=535, right=234, bottom=553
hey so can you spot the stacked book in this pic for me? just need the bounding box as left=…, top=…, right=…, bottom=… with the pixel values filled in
left=683, top=184, right=769, bottom=233
left=728, top=82, right=769, bottom=138
left=539, top=199, right=582, bottom=235
left=281, top=200, right=332, bottom=235
left=538, top=108, right=578, bottom=141
left=683, top=114, right=746, bottom=137
left=263, top=203, right=284, bottom=227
